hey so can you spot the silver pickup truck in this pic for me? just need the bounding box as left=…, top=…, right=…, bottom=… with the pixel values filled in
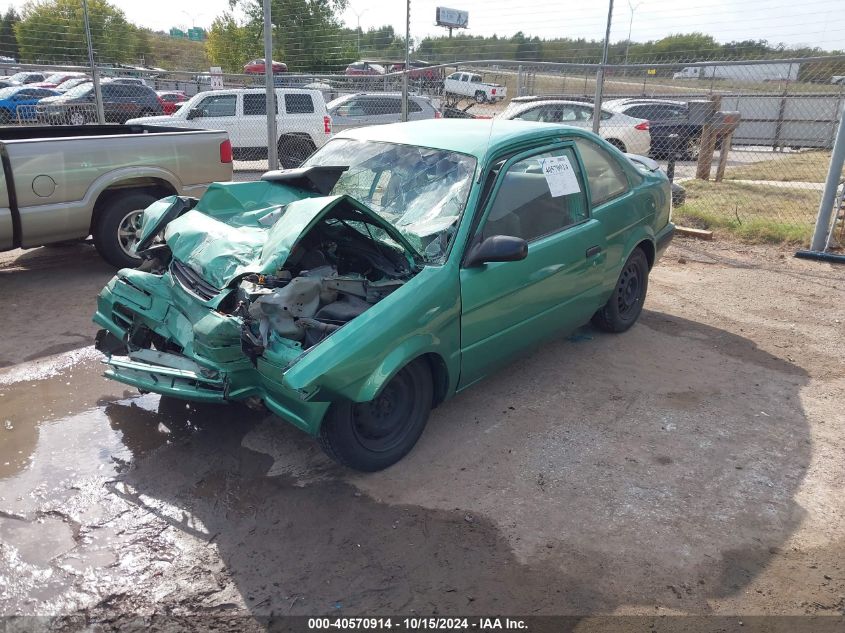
left=0, top=124, right=233, bottom=267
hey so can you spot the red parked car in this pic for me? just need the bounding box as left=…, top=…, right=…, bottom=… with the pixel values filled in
left=32, top=72, right=87, bottom=89
left=243, top=59, right=288, bottom=74
left=388, top=61, right=440, bottom=81
left=156, top=90, right=187, bottom=115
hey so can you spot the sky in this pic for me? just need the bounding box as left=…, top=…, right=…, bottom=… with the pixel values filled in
left=6, top=0, right=845, bottom=51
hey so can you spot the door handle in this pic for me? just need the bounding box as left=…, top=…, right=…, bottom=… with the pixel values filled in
left=586, top=245, right=602, bottom=258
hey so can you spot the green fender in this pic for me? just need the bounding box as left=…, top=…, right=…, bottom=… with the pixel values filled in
left=337, top=334, right=452, bottom=403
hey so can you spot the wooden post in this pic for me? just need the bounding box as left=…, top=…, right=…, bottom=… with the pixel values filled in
left=695, top=95, right=721, bottom=181
left=714, top=131, right=734, bottom=182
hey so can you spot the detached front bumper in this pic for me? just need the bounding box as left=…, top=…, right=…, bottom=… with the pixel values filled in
left=93, top=270, right=330, bottom=435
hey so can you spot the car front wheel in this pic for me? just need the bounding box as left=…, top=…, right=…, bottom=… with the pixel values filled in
left=318, top=358, right=433, bottom=471
left=592, top=247, right=649, bottom=333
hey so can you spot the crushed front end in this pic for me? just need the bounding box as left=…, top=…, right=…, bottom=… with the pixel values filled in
left=93, top=170, right=422, bottom=435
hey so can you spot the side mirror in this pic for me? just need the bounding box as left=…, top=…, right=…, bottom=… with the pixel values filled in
left=186, top=108, right=202, bottom=120
left=464, top=235, right=528, bottom=268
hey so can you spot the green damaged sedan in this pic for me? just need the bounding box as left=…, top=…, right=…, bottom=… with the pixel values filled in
left=93, top=120, right=674, bottom=471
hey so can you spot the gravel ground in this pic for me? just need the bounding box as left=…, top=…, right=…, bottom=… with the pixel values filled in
left=0, top=237, right=843, bottom=629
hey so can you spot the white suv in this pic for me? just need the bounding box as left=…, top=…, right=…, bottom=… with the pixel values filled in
left=128, top=88, right=332, bottom=167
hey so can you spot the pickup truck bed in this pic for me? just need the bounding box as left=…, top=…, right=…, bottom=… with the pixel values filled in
left=0, top=124, right=232, bottom=267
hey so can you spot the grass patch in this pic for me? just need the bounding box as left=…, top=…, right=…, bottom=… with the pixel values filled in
left=673, top=179, right=818, bottom=244
left=726, top=150, right=843, bottom=183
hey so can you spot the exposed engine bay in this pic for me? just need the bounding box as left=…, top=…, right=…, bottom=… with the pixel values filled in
left=232, top=214, right=415, bottom=359
left=132, top=206, right=407, bottom=373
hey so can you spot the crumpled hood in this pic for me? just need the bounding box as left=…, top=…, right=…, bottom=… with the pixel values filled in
left=164, top=192, right=420, bottom=290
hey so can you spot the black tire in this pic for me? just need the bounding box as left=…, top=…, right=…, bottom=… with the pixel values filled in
left=592, top=248, right=649, bottom=333
left=607, top=138, right=627, bottom=153
left=318, top=359, right=433, bottom=472
left=474, top=90, right=486, bottom=104
left=0, top=109, right=11, bottom=124
left=278, top=136, right=316, bottom=169
left=93, top=190, right=158, bottom=268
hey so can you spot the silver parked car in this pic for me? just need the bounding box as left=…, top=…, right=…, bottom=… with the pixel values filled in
left=327, top=93, right=439, bottom=132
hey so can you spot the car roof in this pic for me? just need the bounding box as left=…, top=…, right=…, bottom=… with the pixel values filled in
left=604, top=98, right=687, bottom=108
left=510, top=94, right=592, bottom=104
left=332, top=92, right=431, bottom=101
left=334, top=119, right=598, bottom=160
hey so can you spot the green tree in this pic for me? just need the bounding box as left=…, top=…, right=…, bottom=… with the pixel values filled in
left=224, top=0, right=349, bottom=72
left=15, top=0, right=138, bottom=64
left=0, top=7, right=20, bottom=60
left=206, top=13, right=262, bottom=72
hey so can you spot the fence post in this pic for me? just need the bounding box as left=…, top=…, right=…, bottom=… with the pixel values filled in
left=695, top=95, right=721, bottom=180
left=401, top=0, right=410, bottom=122
left=810, top=103, right=845, bottom=251
left=772, top=63, right=792, bottom=152
left=592, top=0, right=613, bottom=134
left=262, top=0, right=278, bottom=170
left=517, top=65, right=523, bottom=96
left=82, top=0, right=105, bottom=125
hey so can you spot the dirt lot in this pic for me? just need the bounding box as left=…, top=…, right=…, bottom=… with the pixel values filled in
left=0, top=237, right=843, bottom=629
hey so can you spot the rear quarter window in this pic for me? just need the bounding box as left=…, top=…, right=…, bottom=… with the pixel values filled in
left=284, top=93, right=314, bottom=114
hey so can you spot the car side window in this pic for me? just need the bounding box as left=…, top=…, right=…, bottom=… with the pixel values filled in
left=243, top=93, right=278, bottom=115
left=364, top=98, right=401, bottom=115
left=448, top=72, right=460, bottom=80
left=336, top=98, right=366, bottom=117
left=196, top=94, right=236, bottom=117
left=408, top=100, right=422, bottom=113
left=574, top=138, right=630, bottom=206
left=481, top=147, right=588, bottom=243
left=284, top=93, right=314, bottom=114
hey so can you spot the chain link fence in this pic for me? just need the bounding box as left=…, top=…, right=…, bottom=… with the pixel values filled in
left=1, top=54, right=843, bottom=245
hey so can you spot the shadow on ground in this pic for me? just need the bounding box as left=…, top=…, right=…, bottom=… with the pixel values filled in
left=85, top=309, right=812, bottom=619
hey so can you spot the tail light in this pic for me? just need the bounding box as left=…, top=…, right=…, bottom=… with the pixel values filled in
left=491, top=88, right=497, bottom=95
left=323, top=115, right=332, bottom=134
left=219, top=139, right=233, bottom=163
left=434, top=110, right=442, bottom=119
left=635, top=121, right=650, bottom=131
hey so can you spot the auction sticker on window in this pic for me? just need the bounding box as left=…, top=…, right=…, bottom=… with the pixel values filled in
left=538, top=155, right=580, bottom=197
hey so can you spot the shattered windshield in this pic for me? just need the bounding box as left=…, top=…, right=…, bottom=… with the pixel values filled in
left=301, top=138, right=477, bottom=263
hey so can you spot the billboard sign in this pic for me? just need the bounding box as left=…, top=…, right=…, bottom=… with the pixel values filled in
left=435, top=7, right=469, bottom=29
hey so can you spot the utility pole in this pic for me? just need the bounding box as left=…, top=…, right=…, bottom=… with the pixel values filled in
left=82, top=0, right=105, bottom=124
left=592, top=0, right=613, bottom=133
left=623, top=0, right=642, bottom=68
left=401, top=0, right=410, bottom=122
left=351, top=7, right=368, bottom=57
left=263, top=0, right=278, bottom=170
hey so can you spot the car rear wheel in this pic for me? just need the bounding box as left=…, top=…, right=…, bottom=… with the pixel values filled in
left=592, top=247, right=649, bottom=333
left=93, top=191, right=158, bottom=268
left=607, top=138, right=627, bottom=153
left=278, top=135, right=316, bottom=169
left=474, top=90, right=487, bottom=104
left=318, top=359, right=433, bottom=472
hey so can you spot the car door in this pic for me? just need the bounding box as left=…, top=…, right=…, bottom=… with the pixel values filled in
left=458, top=143, right=609, bottom=389
left=185, top=92, right=239, bottom=144
left=573, top=136, right=643, bottom=285
left=241, top=92, right=277, bottom=150
left=330, top=97, right=367, bottom=132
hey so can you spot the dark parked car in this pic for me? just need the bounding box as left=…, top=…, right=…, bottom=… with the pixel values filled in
left=604, top=98, right=705, bottom=160
left=37, top=81, right=163, bottom=125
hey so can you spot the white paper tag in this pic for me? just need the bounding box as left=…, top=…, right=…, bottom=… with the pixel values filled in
left=538, top=155, right=581, bottom=197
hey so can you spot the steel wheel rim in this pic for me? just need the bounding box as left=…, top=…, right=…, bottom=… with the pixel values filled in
left=688, top=137, right=701, bottom=159
left=351, top=373, right=415, bottom=453
left=70, top=111, right=85, bottom=125
left=117, top=210, right=144, bottom=258
left=617, top=261, right=642, bottom=317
